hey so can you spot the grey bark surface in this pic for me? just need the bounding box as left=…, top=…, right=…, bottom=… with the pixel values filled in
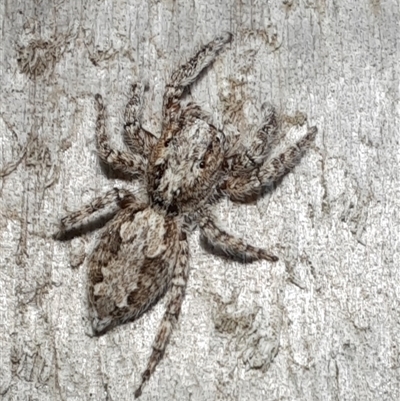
left=1, top=1, right=399, bottom=400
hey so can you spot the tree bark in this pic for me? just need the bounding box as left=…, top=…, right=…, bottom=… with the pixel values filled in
left=1, top=1, right=399, bottom=400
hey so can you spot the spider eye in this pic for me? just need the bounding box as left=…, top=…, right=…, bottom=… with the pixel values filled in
left=167, top=204, right=179, bottom=216
left=199, top=161, right=205, bottom=169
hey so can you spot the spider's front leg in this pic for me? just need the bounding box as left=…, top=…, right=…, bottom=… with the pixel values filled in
left=163, top=32, right=232, bottom=123
left=54, top=188, right=142, bottom=239
left=223, top=124, right=317, bottom=202
left=123, top=83, right=157, bottom=157
left=198, top=209, right=278, bottom=262
left=95, top=94, right=147, bottom=177
left=134, top=239, right=189, bottom=398
left=230, top=103, right=279, bottom=174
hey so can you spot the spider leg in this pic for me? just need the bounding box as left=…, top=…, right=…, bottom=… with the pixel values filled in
left=223, top=126, right=317, bottom=201
left=95, top=94, right=147, bottom=176
left=163, top=32, right=232, bottom=122
left=258, top=126, right=317, bottom=182
left=134, top=239, right=189, bottom=398
left=230, top=103, right=279, bottom=173
left=199, top=212, right=278, bottom=262
left=123, top=83, right=157, bottom=157
left=54, top=188, right=141, bottom=239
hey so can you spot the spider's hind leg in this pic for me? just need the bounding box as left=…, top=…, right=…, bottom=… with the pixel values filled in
left=134, top=239, right=189, bottom=398
left=123, top=83, right=157, bottom=157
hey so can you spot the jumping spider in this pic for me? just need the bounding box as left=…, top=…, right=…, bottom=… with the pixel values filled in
left=56, top=32, right=317, bottom=397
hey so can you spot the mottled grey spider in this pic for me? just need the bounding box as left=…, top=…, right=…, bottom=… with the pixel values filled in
left=56, top=32, right=317, bottom=397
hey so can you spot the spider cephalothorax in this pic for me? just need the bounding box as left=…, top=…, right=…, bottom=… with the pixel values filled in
left=149, top=109, right=227, bottom=215
left=56, top=32, right=317, bottom=397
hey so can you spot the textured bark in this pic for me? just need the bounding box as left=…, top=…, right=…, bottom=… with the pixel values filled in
left=1, top=1, right=399, bottom=400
